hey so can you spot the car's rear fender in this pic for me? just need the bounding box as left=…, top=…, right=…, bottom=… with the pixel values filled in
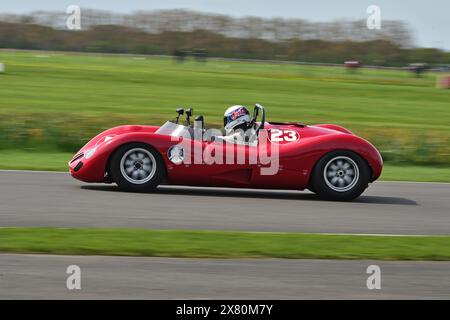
left=281, top=133, right=383, bottom=189
left=314, top=124, right=354, bottom=135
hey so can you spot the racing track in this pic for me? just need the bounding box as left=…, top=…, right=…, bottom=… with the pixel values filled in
left=0, top=170, right=449, bottom=235
left=2, top=254, right=450, bottom=299
left=1, top=170, right=450, bottom=299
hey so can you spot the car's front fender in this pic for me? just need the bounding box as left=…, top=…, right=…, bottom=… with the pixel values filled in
left=69, top=131, right=177, bottom=183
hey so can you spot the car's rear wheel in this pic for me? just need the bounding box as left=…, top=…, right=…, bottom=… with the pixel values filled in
left=310, top=150, right=370, bottom=201
left=110, top=143, right=164, bottom=191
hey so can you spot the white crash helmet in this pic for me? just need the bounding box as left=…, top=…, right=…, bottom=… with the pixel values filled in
left=223, top=105, right=251, bottom=135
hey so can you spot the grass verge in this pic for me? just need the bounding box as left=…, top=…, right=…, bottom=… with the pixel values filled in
left=0, top=151, right=72, bottom=171
left=1, top=50, right=450, bottom=166
left=381, top=165, right=450, bottom=183
left=0, top=227, right=450, bottom=261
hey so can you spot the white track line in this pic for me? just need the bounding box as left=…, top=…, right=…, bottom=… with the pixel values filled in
left=0, top=226, right=444, bottom=237
left=380, top=180, right=450, bottom=185
left=0, top=169, right=68, bottom=174
left=300, top=232, right=443, bottom=237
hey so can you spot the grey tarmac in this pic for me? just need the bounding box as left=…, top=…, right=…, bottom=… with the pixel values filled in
left=1, top=254, right=449, bottom=299
left=0, top=171, right=449, bottom=235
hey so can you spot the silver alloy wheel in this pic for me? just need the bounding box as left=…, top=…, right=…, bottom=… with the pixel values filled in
left=119, top=148, right=157, bottom=185
left=323, top=156, right=359, bottom=192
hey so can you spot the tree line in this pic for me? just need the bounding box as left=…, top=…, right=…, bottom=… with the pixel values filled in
left=0, top=9, right=449, bottom=66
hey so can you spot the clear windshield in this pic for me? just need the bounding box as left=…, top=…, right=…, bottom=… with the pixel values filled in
left=155, top=121, right=191, bottom=138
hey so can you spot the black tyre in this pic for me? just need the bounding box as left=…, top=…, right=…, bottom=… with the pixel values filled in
left=109, top=143, right=165, bottom=192
left=310, top=150, right=370, bottom=201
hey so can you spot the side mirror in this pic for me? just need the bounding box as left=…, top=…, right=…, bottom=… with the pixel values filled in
left=186, top=108, right=193, bottom=125
left=194, top=115, right=204, bottom=140
left=254, top=103, right=265, bottom=129
left=194, top=115, right=204, bottom=128
left=250, top=104, right=265, bottom=141
left=175, top=108, right=184, bottom=124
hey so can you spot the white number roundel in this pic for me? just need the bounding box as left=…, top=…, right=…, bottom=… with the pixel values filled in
left=269, top=129, right=299, bottom=143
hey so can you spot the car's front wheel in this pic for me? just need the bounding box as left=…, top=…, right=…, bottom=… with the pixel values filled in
left=109, top=143, right=164, bottom=191
left=310, top=150, right=370, bottom=201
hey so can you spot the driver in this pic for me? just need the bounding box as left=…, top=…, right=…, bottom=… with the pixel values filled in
left=215, top=105, right=255, bottom=145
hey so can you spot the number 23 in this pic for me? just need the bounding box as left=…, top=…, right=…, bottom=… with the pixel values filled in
left=270, top=129, right=298, bottom=142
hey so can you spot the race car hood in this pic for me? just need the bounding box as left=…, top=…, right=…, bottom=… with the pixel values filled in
left=72, top=125, right=159, bottom=158
left=80, top=125, right=159, bottom=151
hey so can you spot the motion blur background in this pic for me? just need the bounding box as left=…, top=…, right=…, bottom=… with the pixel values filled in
left=0, top=0, right=449, bottom=180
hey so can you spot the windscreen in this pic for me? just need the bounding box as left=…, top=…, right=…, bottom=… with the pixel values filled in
left=155, top=121, right=191, bottom=138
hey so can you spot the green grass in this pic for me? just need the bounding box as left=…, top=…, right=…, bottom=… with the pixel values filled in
left=1, top=150, right=450, bottom=182
left=0, top=150, right=72, bottom=171
left=381, top=165, right=450, bottom=182
left=0, top=227, right=449, bottom=260
left=0, top=50, right=450, bottom=170
left=1, top=50, right=448, bottom=129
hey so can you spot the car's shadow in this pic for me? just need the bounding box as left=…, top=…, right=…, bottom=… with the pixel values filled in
left=81, top=185, right=417, bottom=206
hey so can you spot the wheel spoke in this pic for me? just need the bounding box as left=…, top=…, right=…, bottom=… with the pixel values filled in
left=138, top=170, right=147, bottom=179
left=330, top=164, right=339, bottom=171
left=131, top=170, right=139, bottom=179
left=125, top=166, right=134, bottom=174
left=327, top=170, right=336, bottom=178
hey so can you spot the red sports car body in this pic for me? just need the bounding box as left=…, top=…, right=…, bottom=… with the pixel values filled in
left=69, top=105, right=382, bottom=201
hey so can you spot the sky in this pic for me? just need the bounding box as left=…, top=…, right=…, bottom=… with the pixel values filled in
left=1, top=0, right=449, bottom=49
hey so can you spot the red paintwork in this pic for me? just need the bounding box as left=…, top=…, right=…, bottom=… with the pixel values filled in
left=69, top=122, right=383, bottom=190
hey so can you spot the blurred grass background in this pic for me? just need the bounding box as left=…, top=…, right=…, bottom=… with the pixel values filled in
left=2, top=227, right=450, bottom=260
left=0, top=50, right=449, bottom=180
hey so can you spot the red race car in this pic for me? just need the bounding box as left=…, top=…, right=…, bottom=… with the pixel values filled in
left=69, top=104, right=382, bottom=201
